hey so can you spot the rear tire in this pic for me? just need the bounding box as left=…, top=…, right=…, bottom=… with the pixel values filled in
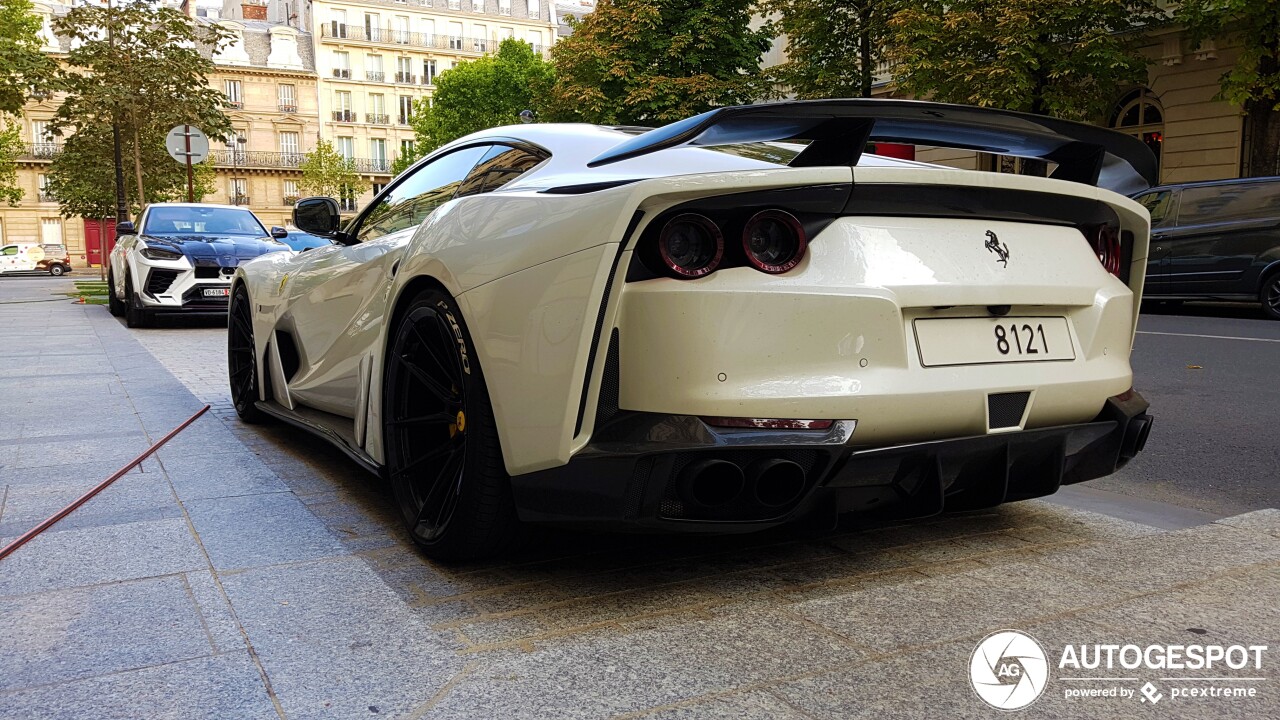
left=228, top=285, right=268, bottom=423
left=107, top=270, right=124, bottom=317
left=124, top=276, right=149, bottom=328
left=382, top=288, right=516, bottom=562
left=49, top=264, right=65, bottom=277
left=1262, top=272, right=1280, bottom=321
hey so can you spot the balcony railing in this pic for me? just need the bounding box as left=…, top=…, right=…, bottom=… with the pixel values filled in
left=367, top=113, right=390, bottom=125
left=278, top=103, right=298, bottom=113
left=208, top=150, right=306, bottom=168
left=395, top=72, right=417, bottom=84
left=230, top=194, right=250, bottom=206
left=350, top=157, right=390, bottom=174
left=447, top=0, right=460, bottom=8
left=332, top=110, right=356, bottom=122
left=319, top=24, right=523, bottom=55
left=226, top=100, right=244, bottom=109
left=333, top=68, right=351, bottom=78
left=499, top=6, right=511, bottom=16
left=20, top=143, right=61, bottom=160
left=283, top=195, right=299, bottom=205
left=397, top=115, right=411, bottom=125
left=421, top=75, right=436, bottom=86
left=366, top=71, right=385, bottom=82
left=38, top=192, right=56, bottom=202
left=338, top=197, right=359, bottom=212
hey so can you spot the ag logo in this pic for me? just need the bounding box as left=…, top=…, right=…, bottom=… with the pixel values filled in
left=970, top=630, right=1049, bottom=711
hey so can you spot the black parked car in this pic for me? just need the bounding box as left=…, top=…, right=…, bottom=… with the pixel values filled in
left=1133, top=176, right=1280, bottom=319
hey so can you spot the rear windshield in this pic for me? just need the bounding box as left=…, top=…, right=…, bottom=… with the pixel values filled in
left=143, top=207, right=267, bottom=236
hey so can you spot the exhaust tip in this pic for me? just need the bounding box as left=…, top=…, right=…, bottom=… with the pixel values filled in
left=679, top=459, right=744, bottom=508
left=747, top=458, right=807, bottom=508
left=1120, top=415, right=1153, bottom=459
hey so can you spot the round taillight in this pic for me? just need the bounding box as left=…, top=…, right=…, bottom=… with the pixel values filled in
left=659, top=214, right=723, bottom=278
left=1090, top=225, right=1122, bottom=277
left=742, top=209, right=806, bottom=273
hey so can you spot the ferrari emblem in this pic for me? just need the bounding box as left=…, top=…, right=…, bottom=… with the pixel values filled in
left=985, top=230, right=1010, bottom=267
left=278, top=274, right=289, bottom=293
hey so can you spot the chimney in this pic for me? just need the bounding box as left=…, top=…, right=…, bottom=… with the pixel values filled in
left=241, top=2, right=267, bottom=20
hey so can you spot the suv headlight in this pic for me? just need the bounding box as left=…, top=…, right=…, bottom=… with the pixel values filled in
left=140, top=245, right=183, bottom=261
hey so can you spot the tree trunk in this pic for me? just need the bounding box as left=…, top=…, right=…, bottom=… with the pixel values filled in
left=131, top=123, right=146, bottom=211
left=858, top=4, right=873, bottom=98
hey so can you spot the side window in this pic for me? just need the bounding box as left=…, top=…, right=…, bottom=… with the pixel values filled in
left=455, top=145, right=548, bottom=198
left=1178, top=182, right=1278, bottom=227
left=355, top=144, right=489, bottom=243
left=1135, top=191, right=1174, bottom=228
left=1, top=246, right=18, bottom=256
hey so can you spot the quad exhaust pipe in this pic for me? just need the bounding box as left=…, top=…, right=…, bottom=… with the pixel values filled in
left=678, top=457, right=808, bottom=510
left=1120, top=414, right=1154, bottom=459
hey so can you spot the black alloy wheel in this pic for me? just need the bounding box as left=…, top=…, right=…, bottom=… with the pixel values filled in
left=107, top=270, right=124, bottom=317
left=382, top=287, right=515, bottom=561
left=124, top=275, right=149, bottom=328
left=1263, top=273, right=1280, bottom=321
left=228, top=285, right=268, bottom=423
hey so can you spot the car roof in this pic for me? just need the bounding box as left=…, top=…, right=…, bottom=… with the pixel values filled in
left=144, top=202, right=254, bottom=211
left=424, top=122, right=933, bottom=191
left=1141, top=175, right=1280, bottom=194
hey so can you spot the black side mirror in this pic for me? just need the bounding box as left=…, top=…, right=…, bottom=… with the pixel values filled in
left=270, top=226, right=288, bottom=239
left=293, top=197, right=342, bottom=238
left=115, top=220, right=135, bottom=235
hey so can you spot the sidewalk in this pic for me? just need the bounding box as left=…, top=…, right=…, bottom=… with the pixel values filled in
left=1, top=295, right=1278, bottom=719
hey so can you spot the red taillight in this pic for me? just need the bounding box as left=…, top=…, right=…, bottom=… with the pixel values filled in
left=659, top=213, right=723, bottom=278
left=702, top=417, right=833, bottom=430
left=1088, top=225, right=1122, bottom=277
left=742, top=209, right=807, bottom=273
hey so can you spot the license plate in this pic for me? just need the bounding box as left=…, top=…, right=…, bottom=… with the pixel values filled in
left=914, top=317, right=1075, bottom=367
left=202, top=288, right=230, bottom=298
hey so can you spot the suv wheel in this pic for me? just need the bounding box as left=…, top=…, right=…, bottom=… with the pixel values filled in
left=1263, top=272, right=1280, bottom=321
left=107, top=270, right=124, bottom=317
left=124, top=276, right=150, bottom=328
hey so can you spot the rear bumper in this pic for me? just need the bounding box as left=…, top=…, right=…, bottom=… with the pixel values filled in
left=510, top=391, right=1152, bottom=532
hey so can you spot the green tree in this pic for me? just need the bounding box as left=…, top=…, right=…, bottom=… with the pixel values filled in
left=0, top=0, right=59, bottom=116
left=763, top=0, right=901, bottom=99
left=50, top=0, right=232, bottom=212
left=405, top=38, right=554, bottom=157
left=1177, top=0, right=1280, bottom=176
left=47, top=122, right=216, bottom=218
left=545, top=0, right=773, bottom=125
left=298, top=139, right=360, bottom=198
left=889, top=0, right=1161, bottom=120
left=0, top=122, right=23, bottom=206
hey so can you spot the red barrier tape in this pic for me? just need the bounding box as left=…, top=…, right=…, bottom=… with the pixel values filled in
left=0, top=405, right=210, bottom=561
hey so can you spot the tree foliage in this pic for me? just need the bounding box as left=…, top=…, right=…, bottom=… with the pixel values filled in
left=47, top=122, right=216, bottom=219
left=545, top=0, right=773, bottom=125
left=405, top=38, right=554, bottom=159
left=0, top=121, right=23, bottom=206
left=762, top=0, right=900, bottom=99
left=298, top=139, right=359, bottom=198
left=48, top=0, right=231, bottom=215
left=0, top=0, right=58, bottom=116
left=1177, top=0, right=1280, bottom=176
left=888, top=0, right=1162, bottom=120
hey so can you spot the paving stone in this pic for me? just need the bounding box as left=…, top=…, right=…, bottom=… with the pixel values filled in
left=0, top=652, right=278, bottom=720
left=633, top=689, right=810, bottom=719
left=0, top=461, right=175, bottom=537
left=0, top=576, right=213, bottom=693
left=183, top=569, right=248, bottom=655
left=0, top=517, right=206, bottom=596
left=218, top=556, right=464, bottom=719
left=159, top=451, right=289, bottom=501
left=183, top=492, right=346, bottom=570
left=1214, top=509, right=1280, bottom=539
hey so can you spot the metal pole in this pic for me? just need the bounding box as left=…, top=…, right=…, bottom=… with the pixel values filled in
left=108, top=0, right=129, bottom=227
left=184, top=124, right=194, bottom=202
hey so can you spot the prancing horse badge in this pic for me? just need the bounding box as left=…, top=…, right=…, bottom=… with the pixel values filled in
left=985, top=230, right=1010, bottom=267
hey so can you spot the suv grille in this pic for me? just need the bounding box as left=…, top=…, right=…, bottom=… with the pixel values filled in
left=145, top=269, right=181, bottom=296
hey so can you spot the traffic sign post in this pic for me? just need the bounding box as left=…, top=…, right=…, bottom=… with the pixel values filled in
left=165, top=125, right=209, bottom=203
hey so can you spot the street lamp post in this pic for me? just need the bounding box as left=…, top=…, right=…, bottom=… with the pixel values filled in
left=232, top=136, right=247, bottom=204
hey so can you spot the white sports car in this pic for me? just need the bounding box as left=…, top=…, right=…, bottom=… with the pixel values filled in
left=109, top=203, right=291, bottom=327
left=229, top=100, right=1157, bottom=560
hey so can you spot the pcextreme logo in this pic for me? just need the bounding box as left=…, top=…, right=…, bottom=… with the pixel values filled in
left=968, top=630, right=1269, bottom=711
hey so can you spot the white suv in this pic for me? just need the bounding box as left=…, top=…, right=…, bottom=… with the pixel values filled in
left=108, top=203, right=290, bottom=327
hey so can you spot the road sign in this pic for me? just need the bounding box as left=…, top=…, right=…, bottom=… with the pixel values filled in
left=165, top=125, right=209, bottom=164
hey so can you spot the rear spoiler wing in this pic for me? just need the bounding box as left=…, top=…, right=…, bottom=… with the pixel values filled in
left=587, top=99, right=1158, bottom=195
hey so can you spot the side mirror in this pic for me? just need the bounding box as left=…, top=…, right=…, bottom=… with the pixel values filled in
left=270, top=226, right=288, bottom=239
left=293, top=197, right=342, bottom=238
left=115, top=220, right=135, bottom=235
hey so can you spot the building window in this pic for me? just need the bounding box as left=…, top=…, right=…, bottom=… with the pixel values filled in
left=1111, top=88, right=1164, bottom=175
left=394, top=16, right=409, bottom=44
left=278, top=84, right=296, bottom=112
left=527, top=0, right=539, bottom=19
left=498, top=26, right=513, bottom=40
left=474, top=24, right=487, bottom=52
left=472, top=0, right=484, bottom=12
left=333, top=51, right=351, bottom=78
left=370, top=138, right=387, bottom=170
left=334, top=91, right=354, bottom=122
left=448, top=22, right=464, bottom=50
left=398, top=95, right=413, bottom=125
left=279, top=131, right=299, bottom=157
left=30, top=120, right=55, bottom=153
left=41, top=217, right=62, bottom=245
left=396, top=56, right=414, bottom=84
left=368, top=93, right=387, bottom=124
left=224, top=79, right=243, bottom=108
left=499, top=0, right=511, bottom=16
left=400, top=138, right=415, bottom=158
left=38, top=174, right=53, bottom=202
left=229, top=178, right=248, bottom=205
left=364, top=12, right=380, bottom=41
left=366, top=54, right=384, bottom=82
left=283, top=179, right=299, bottom=204
left=372, top=182, right=387, bottom=196
left=329, top=9, right=347, bottom=37
left=336, top=136, right=354, bottom=160
left=423, top=59, right=437, bottom=85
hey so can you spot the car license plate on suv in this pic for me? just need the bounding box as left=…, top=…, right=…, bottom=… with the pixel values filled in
left=914, top=317, right=1075, bottom=367
left=203, top=288, right=230, bottom=298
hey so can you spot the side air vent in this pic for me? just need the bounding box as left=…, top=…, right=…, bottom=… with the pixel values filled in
left=274, top=329, right=301, bottom=381
left=988, top=391, right=1031, bottom=430
left=145, top=268, right=181, bottom=296
left=594, top=330, right=621, bottom=430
